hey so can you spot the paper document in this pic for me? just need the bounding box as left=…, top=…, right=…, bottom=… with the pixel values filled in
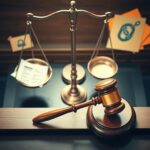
left=108, top=8, right=150, bottom=49
left=8, top=34, right=33, bottom=52
left=106, top=15, right=146, bottom=53
left=11, top=59, right=48, bottom=87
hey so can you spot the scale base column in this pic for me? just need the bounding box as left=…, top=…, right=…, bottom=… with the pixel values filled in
left=62, top=64, right=85, bottom=84
left=61, top=85, right=87, bottom=105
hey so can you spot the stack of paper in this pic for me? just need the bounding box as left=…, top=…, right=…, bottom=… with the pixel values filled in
left=11, top=59, right=48, bottom=87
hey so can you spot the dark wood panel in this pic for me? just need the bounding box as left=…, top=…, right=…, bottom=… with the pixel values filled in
left=0, top=0, right=150, bottom=44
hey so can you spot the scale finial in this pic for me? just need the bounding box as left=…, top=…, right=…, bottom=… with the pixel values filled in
left=70, top=0, right=76, bottom=6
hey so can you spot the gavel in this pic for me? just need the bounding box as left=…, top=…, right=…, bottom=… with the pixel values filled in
left=33, top=78, right=125, bottom=123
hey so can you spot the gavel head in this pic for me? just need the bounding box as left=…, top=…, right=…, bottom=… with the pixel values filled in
left=95, top=78, right=125, bottom=116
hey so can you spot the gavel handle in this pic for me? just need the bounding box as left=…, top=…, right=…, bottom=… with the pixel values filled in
left=32, top=96, right=101, bottom=123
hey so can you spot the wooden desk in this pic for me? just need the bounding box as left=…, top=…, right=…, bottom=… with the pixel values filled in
left=0, top=107, right=149, bottom=131
left=0, top=107, right=150, bottom=150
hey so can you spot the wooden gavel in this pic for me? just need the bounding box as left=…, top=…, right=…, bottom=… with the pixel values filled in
left=33, top=78, right=125, bottom=123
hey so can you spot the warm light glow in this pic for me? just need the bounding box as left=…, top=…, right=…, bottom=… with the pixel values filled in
left=91, top=64, right=114, bottom=79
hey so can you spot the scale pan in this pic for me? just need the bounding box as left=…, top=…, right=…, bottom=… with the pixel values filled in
left=15, top=58, right=52, bottom=88
left=87, top=56, right=118, bottom=79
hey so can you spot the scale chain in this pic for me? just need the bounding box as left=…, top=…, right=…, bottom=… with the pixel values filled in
left=90, top=19, right=107, bottom=60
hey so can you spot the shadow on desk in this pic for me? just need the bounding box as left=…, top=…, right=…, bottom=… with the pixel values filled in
left=20, top=96, right=49, bottom=107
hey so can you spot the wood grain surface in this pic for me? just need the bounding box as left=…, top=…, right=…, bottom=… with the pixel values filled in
left=0, top=107, right=149, bottom=131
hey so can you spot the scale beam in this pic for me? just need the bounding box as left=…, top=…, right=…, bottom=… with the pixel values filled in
left=26, top=0, right=114, bottom=105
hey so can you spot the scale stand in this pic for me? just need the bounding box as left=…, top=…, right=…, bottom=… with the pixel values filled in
left=62, top=64, right=86, bottom=84
left=61, top=1, right=86, bottom=105
left=26, top=0, right=113, bottom=105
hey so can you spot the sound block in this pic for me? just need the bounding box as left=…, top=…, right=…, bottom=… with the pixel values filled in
left=87, top=99, right=136, bottom=137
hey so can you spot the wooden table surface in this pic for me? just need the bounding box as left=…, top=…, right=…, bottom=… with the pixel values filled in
left=0, top=107, right=150, bottom=131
